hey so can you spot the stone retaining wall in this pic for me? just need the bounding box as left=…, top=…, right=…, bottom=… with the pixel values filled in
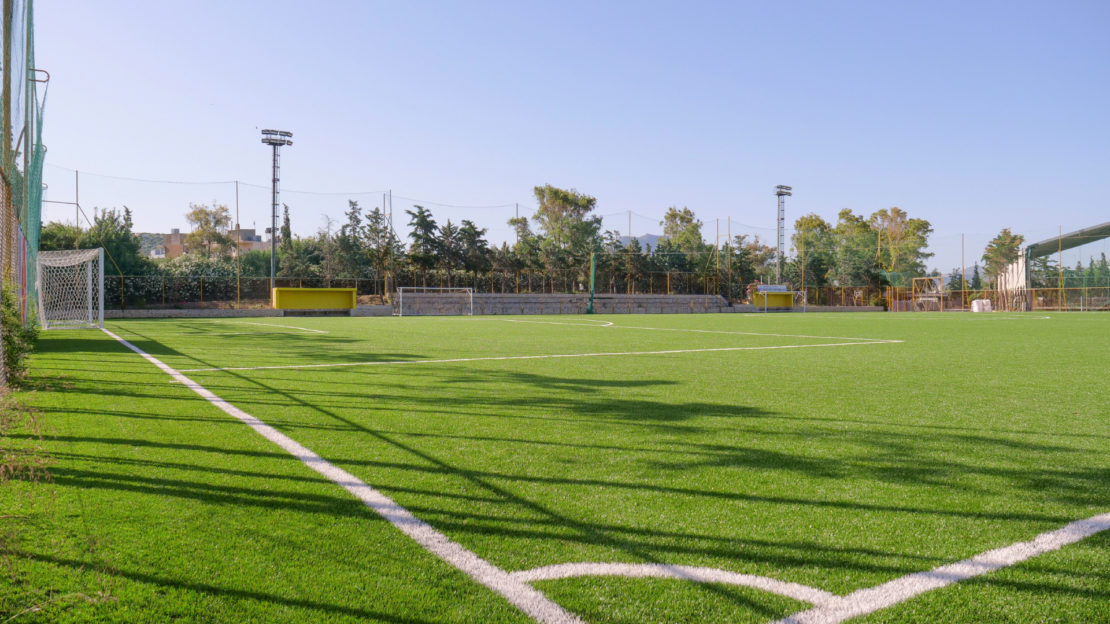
left=398, top=294, right=732, bottom=316
left=106, top=308, right=281, bottom=319
left=104, top=299, right=880, bottom=319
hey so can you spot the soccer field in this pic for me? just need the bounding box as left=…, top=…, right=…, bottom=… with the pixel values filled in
left=5, top=312, right=1109, bottom=623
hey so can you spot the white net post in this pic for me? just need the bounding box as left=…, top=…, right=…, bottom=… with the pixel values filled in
left=36, top=248, right=105, bottom=329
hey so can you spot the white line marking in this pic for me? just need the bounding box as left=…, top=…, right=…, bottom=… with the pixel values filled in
left=504, top=319, right=615, bottom=327
left=613, top=324, right=902, bottom=342
left=509, top=563, right=836, bottom=605
left=505, top=318, right=900, bottom=343
left=177, top=340, right=902, bottom=373
left=100, top=328, right=583, bottom=624
left=98, top=327, right=1108, bottom=623
left=232, top=321, right=329, bottom=334
left=775, top=512, right=1110, bottom=624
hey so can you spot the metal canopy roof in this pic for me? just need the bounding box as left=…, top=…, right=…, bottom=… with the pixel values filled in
left=1026, top=221, right=1110, bottom=258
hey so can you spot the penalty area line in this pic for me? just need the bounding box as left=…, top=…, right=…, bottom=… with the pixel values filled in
left=230, top=321, right=329, bottom=334
left=178, top=340, right=904, bottom=373
left=100, top=327, right=583, bottom=624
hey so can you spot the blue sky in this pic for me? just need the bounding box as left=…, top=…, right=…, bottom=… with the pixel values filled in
left=36, top=0, right=1110, bottom=271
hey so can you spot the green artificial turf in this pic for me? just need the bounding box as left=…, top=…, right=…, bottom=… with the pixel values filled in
left=2, top=312, right=1107, bottom=623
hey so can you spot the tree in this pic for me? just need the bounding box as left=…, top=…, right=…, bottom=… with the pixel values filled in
left=436, top=220, right=462, bottom=284
left=870, top=207, right=933, bottom=277
left=945, top=267, right=966, bottom=291
left=532, top=185, right=602, bottom=283
left=981, top=228, right=1025, bottom=287
left=1094, top=253, right=1110, bottom=288
left=362, top=205, right=396, bottom=295
left=660, top=207, right=704, bottom=255
left=1029, top=256, right=1055, bottom=288
left=280, top=204, right=293, bottom=256
left=39, top=221, right=81, bottom=251
left=184, top=202, right=234, bottom=258
left=508, top=215, right=541, bottom=270
left=458, top=220, right=491, bottom=281
left=239, top=249, right=272, bottom=277
left=970, top=264, right=982, bottom=290
left=792, top=213, right=834, bottom=290
left=278, top=238, right=322, bottom=279
left=830, top=209, right=880, bottom=287
left=79, top=207, right=150, bottom=276
left=335, top=200, right=365, bottom=278
left=315, top=216, right=342, bottom=284
left=406, top=205, right=438, bottom=284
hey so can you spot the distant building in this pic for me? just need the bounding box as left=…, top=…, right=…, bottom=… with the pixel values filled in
left=229, top=227, right=273, bottom=256
left=164, top=228, right=186, bottom=258
left=159, top=226, right=276, bottom=259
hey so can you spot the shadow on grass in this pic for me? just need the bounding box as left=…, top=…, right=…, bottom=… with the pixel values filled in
left=18, top=551, right=441, bottom=624
left=27, top=323, right=1110, bottom=618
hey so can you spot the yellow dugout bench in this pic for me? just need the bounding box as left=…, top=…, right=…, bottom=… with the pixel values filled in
left=272, top=287, right=356, bottom=310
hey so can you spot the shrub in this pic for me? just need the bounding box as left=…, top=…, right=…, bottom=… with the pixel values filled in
left=1, top=285, right=38, bottom=385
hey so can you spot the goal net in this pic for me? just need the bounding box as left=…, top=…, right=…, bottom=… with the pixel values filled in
left=397, top=287, right=473, bottom=317
left=911, top=276, right=944, bottom=312
left=36, top=248, right=104, bottom=329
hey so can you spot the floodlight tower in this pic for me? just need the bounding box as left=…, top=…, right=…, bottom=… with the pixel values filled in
left=774, top=185, right=792, bottom=283
left=261, top=129, right=293, bottom=294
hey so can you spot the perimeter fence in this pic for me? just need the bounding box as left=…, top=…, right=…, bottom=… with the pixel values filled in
left=887, top=286, right=1110, bottom=312
left=99, top=269, right=894, bottom=310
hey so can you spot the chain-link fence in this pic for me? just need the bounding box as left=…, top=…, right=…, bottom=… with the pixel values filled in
left=885, top=286, right=1110, bottom=312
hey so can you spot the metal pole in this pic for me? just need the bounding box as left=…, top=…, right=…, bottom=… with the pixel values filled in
left=87, top=250, right=93, bottom=325
left=961, top=233, right=967, bottom=309
left=1058, top=225, right=1063, bottom=310
left=627, top=210, right=632, bottom=294
left=715, top=218, right=719, bottom=276
left=389, top=190, right=394, bottom=298
left=98, top=248, right=105, bottom=328
left=235, top=180, right=241, bottom=308
left=800, top=237, right=805, bottom=303
left=774, top=186, right=791, bottom=283
left=776, top=194, right=784, bottom=283
left=587, top=252, right=596, bottom=314
left=270, top=144, right=278, bottom=294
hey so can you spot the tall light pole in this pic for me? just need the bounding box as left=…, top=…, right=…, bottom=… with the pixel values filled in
left=261, top=129, right=293, bottom=295
left=775, top=185, right=792, bottom=284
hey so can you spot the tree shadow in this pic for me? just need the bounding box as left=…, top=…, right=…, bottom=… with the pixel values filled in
left=28, top=322, right=1110, bottom=619
left=18, top=551, right=441, bottom=624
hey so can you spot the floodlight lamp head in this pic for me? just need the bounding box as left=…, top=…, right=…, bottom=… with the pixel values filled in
left=261, top=129, right=294, bottom=146
left=775, top=184, right=792, bottom=197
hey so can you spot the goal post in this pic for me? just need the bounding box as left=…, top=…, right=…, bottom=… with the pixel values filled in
left=36, top=248, right=105, bottom=329
left=911, top=276, right=944, bottom=312
left=397, top=287, right=474, bottom=317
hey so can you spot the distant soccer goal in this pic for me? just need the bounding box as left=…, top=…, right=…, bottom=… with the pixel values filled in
left=36, top=248, right=104, bottom=329
left=396, top=287, right=474, bottom=317
left=911, top=276, right=944, bottom=312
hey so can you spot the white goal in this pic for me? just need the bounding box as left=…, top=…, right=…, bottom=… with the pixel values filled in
left=36, top=248, right=104, bottom=329
left=397, top=287, right=473, bottom=317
